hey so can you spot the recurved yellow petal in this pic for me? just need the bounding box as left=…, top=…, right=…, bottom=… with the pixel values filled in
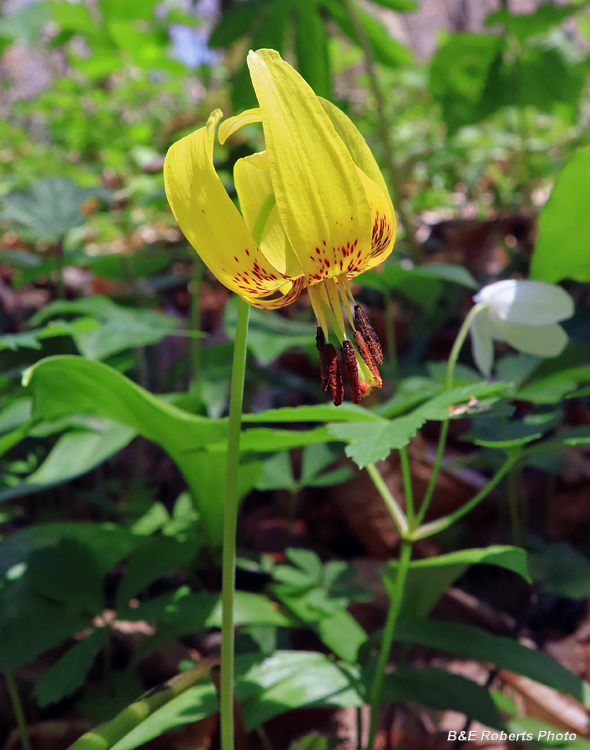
left=218, top=108, right=262, bottom=145
left=357, top=169, right=396, bottom=271
left=234, top=152, right=303, bottom=278
left=319, top=97, right=393, bottom=214
left=163, top=109, right=288, bottom=300
left=247, top=49, right=372, bottom=285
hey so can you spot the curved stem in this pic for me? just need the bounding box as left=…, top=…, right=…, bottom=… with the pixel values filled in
left=367, top=540, right=412, bottom=750
left=340, top=0, right=419, bottom=260
left=416, top=303, right=486, bottom=524
left=5, top=671, right=31, bottom=750
left=412, top=453, right=519, bottom=540
left=221, top=296, right=250, bottom=750
left=399, top=446, right=414, bottom=526
left=366, top=462, right=408, bottom=536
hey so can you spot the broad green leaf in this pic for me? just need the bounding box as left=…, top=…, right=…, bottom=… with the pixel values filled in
left=394, top=619, right=590, bottom=709
left=0, top=178, right=109, bottom=243
left=27, top=538, right=104, bottom=616
left=242, top=402, right=379, bottom=423
left=486, top=3, right=579, bottom=41
left=518, top=365, right=590, bottom=403
left=315, top=609, right=368, bottom=663
left=0, top=421, right=135, bottom=502
left=385, top=545, right=530, bottom=620
left=531, top=146, right=590, bottom=284
left=225, top=297, right=317, bottom=366
left=383, top=667, right=504, bottom=729
left=109, top=684, right=218, bottom=750
left=417, top=381, right=513, bottom=420
left=0, top=522, right=138, bottom=579
left=295, top=0, right=331, bottom=99
left=323, top=0, right=412, bottom=69
left=208, top=2, right=258, bottom=48
left=67, top=658, right=218, bottom=750
left=116, top=537, right=198, bottom=610
left=528, top=539, right=590, bottom=599
left=34, top=628, right=105, bottom=707
left=506, top=716, right=590, bottom=749
left=328, top=412, right=425, bottom=468
left=288, top=734, right=329, bottom=750
left=236, top=651, right=357, bottom=730
left=429, top=33, right=502, bottom=134
left=23, top=356, right=228, bottom=545
left=375, top=376, right=442, bottom=418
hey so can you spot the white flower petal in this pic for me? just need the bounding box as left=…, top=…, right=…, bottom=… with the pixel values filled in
left=470, top=308, right=494, bottom=378
left=492, top=319, right=569, bottom=357
left=474, top=279, right=574, bottom=325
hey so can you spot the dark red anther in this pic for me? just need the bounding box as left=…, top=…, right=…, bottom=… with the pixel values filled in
left=341, top=339, right=362, bottom=404
left=354, top=304, right=383, bottom=365
left=325, top=343, right=344, bottom=406
left=316, top=327, right=330, bottom=394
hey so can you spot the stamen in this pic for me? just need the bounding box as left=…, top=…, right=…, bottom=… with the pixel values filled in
left=316, top=327, right=330, bottom=394
left=308, top=285, right=329, bottom=338
left=354, top=331, right=383, bottom=389
left=326, top=343, right=344, bottom=406
left=336, top=274, right=354, bottom=328
left=341, top=339, right=362, bottom=404
left=354, top=305, right=384, bottom=365
left=324, top=277, right=346, bottom=335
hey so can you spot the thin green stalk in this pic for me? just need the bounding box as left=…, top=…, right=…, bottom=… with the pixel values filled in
left=340, top=0, right=419, bottom=260
left=367, top=540, right=412, bottom=750
left=220, top=296, right=250, bottom=750
left=416, top=303, right=486, bottom=524
left=190, top=258, right=203, bottom=389
left=366, top=463, right=408, bottom=536
left=5, top=671, right=31, bottom=750
left=399, top=446, right=414, bottom=526
left=412, top=453, right=519, bottom=540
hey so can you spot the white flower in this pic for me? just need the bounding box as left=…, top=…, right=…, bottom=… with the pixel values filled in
left=470, top=279, right=574, bottom=377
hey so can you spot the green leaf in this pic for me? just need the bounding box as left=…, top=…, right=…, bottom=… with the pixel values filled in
left=236, top=651, right=358, bottom=729
left=528, top=539, right=590, bottom=599
left=531, top=146, right=590, bottom=284
left=417, top=381, right=513, bottom=420
left=27, top=538, right=104, bottom=616
left=34, top=628, right=105, bottom=707
left=242, top=402, right=379, bottom=423
left=394, top=619, right=590, bottom=709
left=518, top=365, right=590, bottom=403
left=0, top=178, right=108, bottom=243
left=429, top=33, right=503, bottom=134
left=295, top=0, right=331, bottom=99
left=383, top=667, right=504, bottom=728
left=486, top=3, right=580, bottom=42
left=0, top=522, right=138, bottom=579
left=375, top=376, right=442, bottom=418
left=0, top=421, right=135, bottom=502
left=324, top=0, right=412, bottom=68
left=385, top=545, right=530, bottom=620
left=225, top=297, right=317, bottom=366
left=369, top=0, right=416, bottom=10
left=208, top=2, right=258, bottom=48
left=288, top=734, right=329, bottom=750
left=23, top=356, right=228, bottom=546
left=507, top=716, right=590, bottom=749
left=328, top=412, right=425, bottom=468
left=116, top=537, right=198, bottom=610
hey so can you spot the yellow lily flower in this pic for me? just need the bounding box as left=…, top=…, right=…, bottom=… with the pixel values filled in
left=164, top=48, right=396, bottom=405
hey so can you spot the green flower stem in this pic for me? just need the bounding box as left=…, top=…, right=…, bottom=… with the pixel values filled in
left=340, top=0, right=419, bottom=260
left=5, top=671, right=31, bottom=750
left=507, top=463, right=523, bottom=548
left=416, top=303, right=486, bottom=525
left=411, top=453, right=519, bottom=540
left=399, top=446, right=414, bottom=525
left=220, top=296, right=250, bottom=750
left=366, top=462, right=408, bottom=536
left=367, top=540, right=412, bottom=750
